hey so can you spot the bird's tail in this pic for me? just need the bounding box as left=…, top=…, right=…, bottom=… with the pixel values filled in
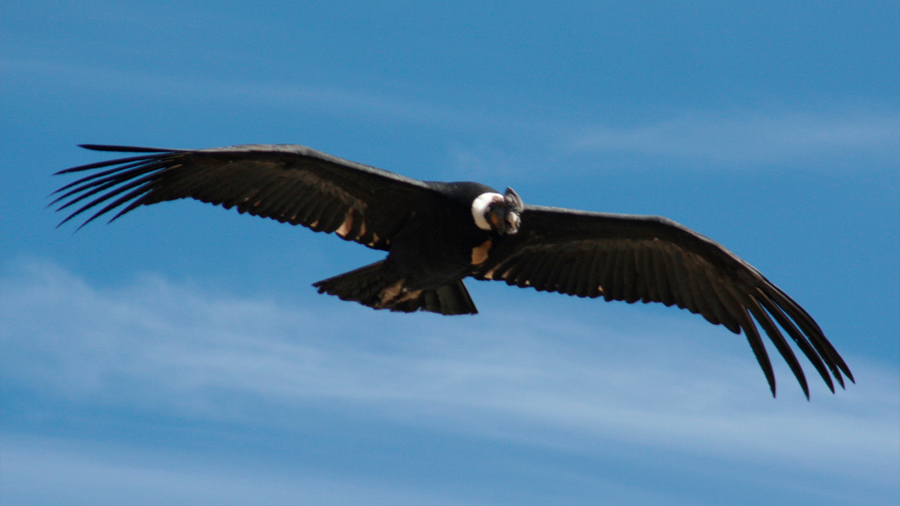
left=313, top=261, right=477, bottom=315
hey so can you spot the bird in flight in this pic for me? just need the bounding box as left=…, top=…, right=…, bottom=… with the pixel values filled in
left=52, top=143, right=853, bottom=398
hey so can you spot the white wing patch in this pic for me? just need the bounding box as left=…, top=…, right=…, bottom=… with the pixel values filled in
left=471, top=239, right=492, bottom=265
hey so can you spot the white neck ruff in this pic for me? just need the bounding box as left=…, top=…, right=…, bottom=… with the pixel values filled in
left=471, top=192, right=504, bottom=231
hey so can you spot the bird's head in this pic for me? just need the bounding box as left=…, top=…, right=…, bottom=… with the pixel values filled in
left=472, top=187, right=524, bottom=235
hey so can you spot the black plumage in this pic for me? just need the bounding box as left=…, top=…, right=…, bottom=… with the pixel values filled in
left=51, top=143, right=854, bottom=398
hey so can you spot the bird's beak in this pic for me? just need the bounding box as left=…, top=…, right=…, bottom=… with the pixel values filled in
left=504, top=209, right=521, bottom=234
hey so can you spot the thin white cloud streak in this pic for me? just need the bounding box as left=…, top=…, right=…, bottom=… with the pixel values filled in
left=1, top=435, right=472, bottom=506
left=1, top=57, right=500, bottom=133
left=2, top=259, right=897, bottom=488
left=5, top=57, right=897, bottom=167
left=566, top=111, right=900, bottom=165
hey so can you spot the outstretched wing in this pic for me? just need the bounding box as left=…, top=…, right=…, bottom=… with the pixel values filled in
left=474, top=205, right=853, bottom=398
left=51, top=144, right=439, bottom=250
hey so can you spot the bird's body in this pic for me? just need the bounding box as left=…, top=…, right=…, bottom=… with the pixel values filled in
left=315, top=181, right=500, bottom=315
left=52, top=143, right=854, bottom=398
left=379, top=181, right=496, bottom=292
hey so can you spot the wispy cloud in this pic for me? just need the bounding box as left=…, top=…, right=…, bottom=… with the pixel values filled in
left=3, top=260, right=897, bottom=477
left=6, top=57, right=896, bottom=169
left=2, top=435, right=473, bottom=506
left=1, top=57, right=502, bottom=132
left=565, top=111, right=900, bottom=165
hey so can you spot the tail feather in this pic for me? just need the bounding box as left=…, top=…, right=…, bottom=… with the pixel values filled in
left=313, top=261, right=478, bottom=315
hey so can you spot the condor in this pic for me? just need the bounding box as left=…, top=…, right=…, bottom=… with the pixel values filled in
left=52, top=144, right=853, bottom=398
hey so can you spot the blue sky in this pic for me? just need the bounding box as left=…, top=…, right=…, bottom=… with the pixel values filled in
left=2, top=1, right=898, bottom=505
